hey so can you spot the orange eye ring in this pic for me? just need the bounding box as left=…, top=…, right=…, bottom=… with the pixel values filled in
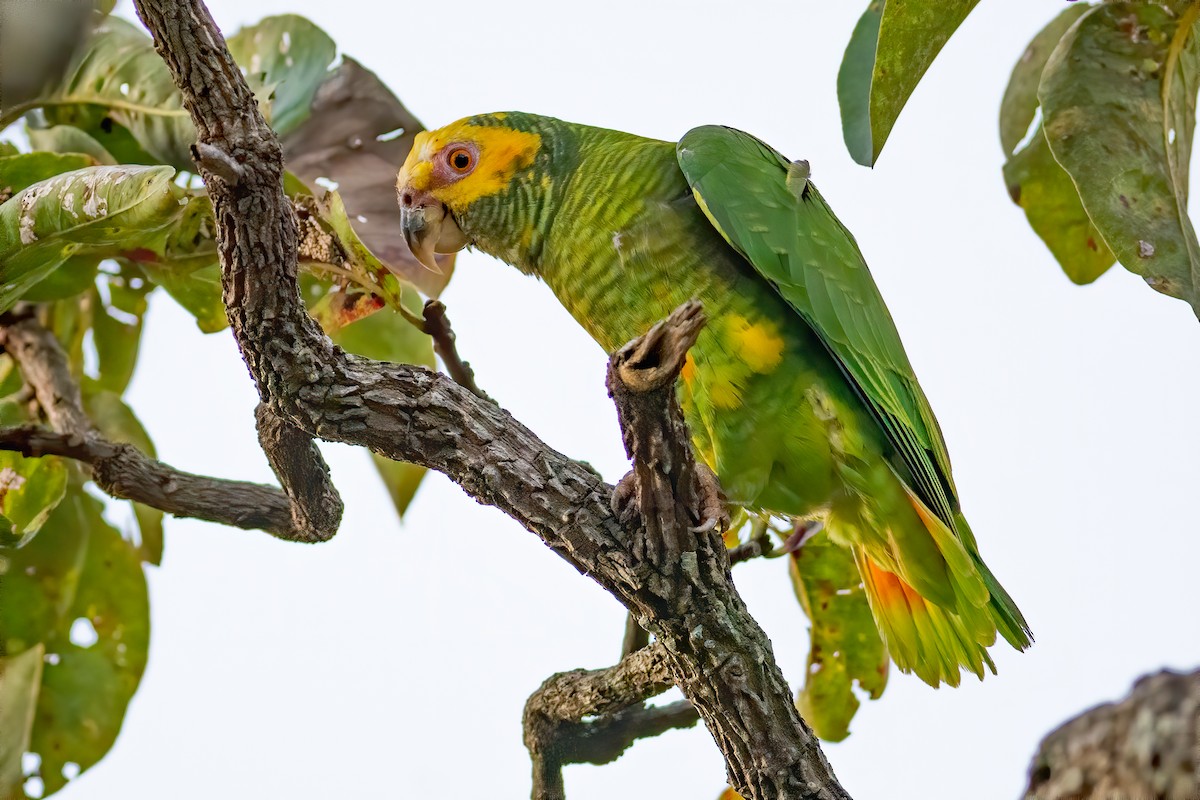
left=447, top=147, right=474, bottom=173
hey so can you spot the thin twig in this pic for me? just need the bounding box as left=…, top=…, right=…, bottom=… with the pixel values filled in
left=422, top=299, right=486, bottom=399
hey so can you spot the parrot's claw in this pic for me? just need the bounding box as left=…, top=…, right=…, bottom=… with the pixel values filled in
left=611, top=471, right=642, bottom=528
left=691, top=463, right=731, bottom=535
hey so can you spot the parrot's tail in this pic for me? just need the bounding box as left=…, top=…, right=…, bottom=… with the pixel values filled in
left=848, top=483, right=1032, bottom=688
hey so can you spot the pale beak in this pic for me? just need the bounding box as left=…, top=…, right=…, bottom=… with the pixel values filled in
left=397, top=189, right=468, bottom=274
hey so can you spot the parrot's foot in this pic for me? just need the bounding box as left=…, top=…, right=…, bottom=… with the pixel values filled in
left=691, top=463, right=731, bottom=534
left=611, top=471, right=642, bottom=528
left=610, top=464, right=730, bottom=535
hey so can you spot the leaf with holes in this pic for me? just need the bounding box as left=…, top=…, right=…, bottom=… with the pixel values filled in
left=0, top=165, right=180, bottom=312
left=332, top=302, right=434, bottom=520
left=283, top=56, right=453, bottom=295
left=227, top=15, right=337, bottom=137
left=789, top=530, right=888, bottom=741
left=1040, top=3, right=1200, bottom=311
left=0, top=451, right=68, bottom=548
left=839, top=0, right=981, bottom=166
left=0, top=488, right=150, bottom=798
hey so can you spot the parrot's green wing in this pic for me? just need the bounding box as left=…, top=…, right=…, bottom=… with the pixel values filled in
left=677, top=126, right=957, bottom=526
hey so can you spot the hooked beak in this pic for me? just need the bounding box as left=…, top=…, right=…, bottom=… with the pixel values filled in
left=397, top=188, right=468, bottom=274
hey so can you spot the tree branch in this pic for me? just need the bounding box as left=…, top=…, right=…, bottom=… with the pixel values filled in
left=524, top=642, right=698, bottom=800
left=1024, top=667, right=1200, bottom=800
left=421, top=299, right=485, bottom=399
left=0, top=311, right=323, bottom=541
left=129, top=2, right=851, bottom=797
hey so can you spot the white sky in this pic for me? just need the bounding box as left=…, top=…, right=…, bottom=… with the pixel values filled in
left=53, top=1, right=1200, bottom=798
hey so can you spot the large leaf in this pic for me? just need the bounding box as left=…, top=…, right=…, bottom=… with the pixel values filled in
left=838, top=0, right=981, bottom=166
left=1004, top=130, right=1116, bottom=285
left=0, top=452, right=68, bottom=549
left=998, top=5, right=1092, bottom=157
left=0, top=645, right=43, bottom=797
left=0, top=165, right=179, bottom=312
left=91, top=268, right=154, bottom=395
left=226, top=15, right=337, bottom=138
left=26, top=126, right=118, bottom=166
left=21, top=257, right=102, bottom=303
left=0, top=153, right=98, bottom=198
left=0, top=488, right=150, bottom=798
left=331, top=304, right=434, bottom=519
left=789, top=531, right=888, bottom=742
left=1040, top=3, right=1200, bottom=312
left=12, top=17, right=196, bottom=170
left=283, top=57, right=453, bottom=295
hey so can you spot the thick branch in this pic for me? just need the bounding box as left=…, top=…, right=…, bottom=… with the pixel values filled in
left=0, top=313, right=314, bottom=540
left=129, top=2, right=850, bottom=798
left=255, top=404, right=342, bottom=541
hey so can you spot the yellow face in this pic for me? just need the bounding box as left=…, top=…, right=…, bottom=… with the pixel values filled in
left=396, top=117, right=542, bottom=214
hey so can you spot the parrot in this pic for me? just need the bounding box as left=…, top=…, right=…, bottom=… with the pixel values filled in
left=395, top=112, right=1032, bottom=687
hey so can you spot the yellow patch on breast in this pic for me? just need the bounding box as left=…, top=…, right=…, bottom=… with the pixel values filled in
left=724, top=314, right=785, bottom=373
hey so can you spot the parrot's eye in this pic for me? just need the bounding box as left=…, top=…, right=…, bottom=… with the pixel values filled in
left=447, top=147, right=474, bottom=173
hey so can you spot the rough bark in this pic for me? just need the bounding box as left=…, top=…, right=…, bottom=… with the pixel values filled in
left=127, top=2, right=851, bottom=797
left=0, top=311, right=308, bottom=539
left=524, top=642, right=698, bottom=800
left=1024, top=668, right=1199, bottom=800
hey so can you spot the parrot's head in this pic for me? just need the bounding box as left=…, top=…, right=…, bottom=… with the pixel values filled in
left=397, top=112, right=556, bottom=274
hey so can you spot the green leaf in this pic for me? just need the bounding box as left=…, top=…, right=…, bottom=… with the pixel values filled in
left=41, top=107, right=160, bottom=168
left=21, top=256, right=101, bottom=303
left=82, top=388, right=163, bottom=563
left=1004, top=130, right=1116, bottom=285
left=789, top=531, right=888, bottom=742
left=0, top=153, right=98, bottom=197
left=0, top=451, right=68, bottom=549
left=26, top=126, right=118, bottom=166
left=0, top=645, right=43, bottom=796
left=369, top=454, right=427, bottom=519
left=0, top=488, right=150, bottom=797
left=91, top=268, right=154, bottom=395
left=0, top=143, right=19, bottom=158
left=143, top=261, right=227, bottom=334
left=227, top=15, right=337, bottom=137
left=332, top=303, right=434, bottom=520
left=839, top=0, right=981, bottom=166
left=10, top=17, right=196, bottom=169
left=0, top=165, right=179, bottom=313
left=998, top=5, right=1091, bottom=157
left=1040, top=3, right=1200, bottom=311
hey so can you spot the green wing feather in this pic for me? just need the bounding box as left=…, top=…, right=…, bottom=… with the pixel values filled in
left=676, top=125, right=958, bottom=527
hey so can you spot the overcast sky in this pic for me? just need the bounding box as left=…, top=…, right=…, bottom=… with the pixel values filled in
left=48, top=1, right=1200, bottom=798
